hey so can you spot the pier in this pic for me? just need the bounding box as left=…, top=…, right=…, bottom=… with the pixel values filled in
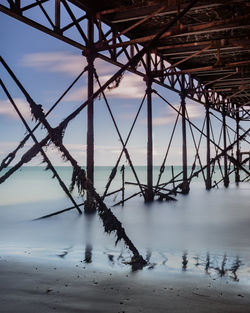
left=1, top=0, right=250, bottom=260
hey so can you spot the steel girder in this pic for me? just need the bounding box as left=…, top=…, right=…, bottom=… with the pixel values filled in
left=1, top=0, right=250, bottom=120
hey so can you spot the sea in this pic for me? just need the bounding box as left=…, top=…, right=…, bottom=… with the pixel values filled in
left=0, top=165, right=250, bottom=284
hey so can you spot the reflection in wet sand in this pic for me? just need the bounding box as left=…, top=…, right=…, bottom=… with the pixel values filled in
left=182, top=252, right=188, bottom=271
left=54, top=243, right=244, bottom=282
left=193, top=253, right=242, bottom=282
left=83, top=213, right=95, bottom=264
left=84, top=244, right=92, bottom=263
left=53, top=239, right=245, bottom=282
left=231, top=256, right=241, bottom=281
left=205, top=253, right=210, bottom=273
left=57, top=246, right=72, bottom=258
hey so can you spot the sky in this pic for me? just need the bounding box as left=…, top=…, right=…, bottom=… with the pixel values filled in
left=0, top=1, right=246, bottom=167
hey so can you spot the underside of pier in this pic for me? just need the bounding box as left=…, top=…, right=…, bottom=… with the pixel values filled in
left=1, top=0, right=250, bottom=262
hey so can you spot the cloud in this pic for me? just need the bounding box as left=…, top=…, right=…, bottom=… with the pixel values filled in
left=21, top=52, right=85, bottom=76
left=0, top=141, right=33, bottom=164
left=21, top=52, right=146, bottom=99
left=186, top=101, right=204, bottom=119
left=151, top=101, right=204, bottom=126
left=64, top=87, right=87, bottom=102
left=116, top=112, right=139, bottom=121
left=99, top=74, right=145, bottom=99
left=0, top=141, right=19, bottom=155
left=0, top=98, right=31, bottom=119
left=138, top=103, right=181, bottom=126
left=64, top=73, right=145, bottom=101
left=21, top=52, right=115, bottom=76
left=153, top=115, right=178, bottom=126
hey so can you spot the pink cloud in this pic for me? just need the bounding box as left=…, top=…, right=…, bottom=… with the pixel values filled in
left=21, top=52, right=116, bottom=76
left=186, top=101, right=204, bottom=119
left=64, top=87, right=87, bottom=102
left=99, top=74, right=145, bottom=99
left=0, top=98, right=31, bottom=119
left=65, top=72, right=145, bottom=101
left=65, top=73, right=146, bottom=101
left=151, top=101, right=204, bottom=126
left=21, top=52, right=85, bottom=76
left=21, top=52, right=146, bottom=99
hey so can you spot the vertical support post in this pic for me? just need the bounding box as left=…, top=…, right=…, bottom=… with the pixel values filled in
left=180, top=75, right=189, bottom=194
left=15, top=0, right=20, bottom=9
left=55, top=0, right=61, bottom=32
left=121, top=165, right=125, bottom=206
left=130, top=44, right=134, bottom=58
left=235, top=109, right=240, bottom=183
left=13, top=0, right=21, bottom=13
left=97, top=13, right=102, bottom=41
left=205, top=96, right=211, bottom=190
left=160, top=58, right=164, bottom=83
left=112, top=31, right=117, bottom=62
left=145, top=52, right=153, bottom=201
left=222, top=103, right=229, bottom=187
left=85, top=13, right=95, bottom=213
left=171, top=165, right=176, bottom=195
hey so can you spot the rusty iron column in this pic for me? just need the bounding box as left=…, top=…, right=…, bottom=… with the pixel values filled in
left=15, top=0, right=20, bottom=11
left=54, top=0, right=60, bottom=32
left=235, top=109, right=240, bottom=183
left=180, top=76, right=189, bottom=194
left=222, top=103, right=229, bottom=187
left=205, top=96, right=211, bottom=189
left=85, top=13, right=95, bottom=212
left=145, top=52, right=154, bottom=201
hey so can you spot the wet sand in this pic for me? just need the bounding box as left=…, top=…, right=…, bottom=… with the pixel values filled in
left=1, top=255, right=250, bottom=313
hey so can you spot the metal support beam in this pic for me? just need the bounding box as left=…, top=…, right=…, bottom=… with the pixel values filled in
left=145, top=52, right=153, bottom=201
left=235, top=111, right=241, bottom=183
left=55, top=0, right=60, bottom=32
left=15, top=0, right=20, bottom=10
left=180, top=76, right=189, bottom=194
left=222, top=103, right=229, bottom=187
left=205, top=98, right=211, bottom=190
left=2, top=1, right=245, bottom=120
left=85, top=14, right=95, bottom=213
left=100, top=14, right=250, bottom=50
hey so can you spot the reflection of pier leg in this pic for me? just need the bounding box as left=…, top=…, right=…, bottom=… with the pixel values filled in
left=146, top=249, right=152, bottom=263
left=84, top=244, right=92, bottom=263
left=182, top=252, right=188, bottom=271
left=231, top=256, right=241, bottom=281
left=205, top=253, right=210, bottom=273
left=84, top=214, right=94, bottom=263
left=219, top=254, right=227, bottom=276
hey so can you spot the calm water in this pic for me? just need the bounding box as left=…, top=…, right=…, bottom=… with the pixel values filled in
left=0, top=166, right=250, bottom=283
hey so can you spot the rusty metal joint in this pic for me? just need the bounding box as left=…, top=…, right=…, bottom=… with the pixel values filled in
left=53, top=26, right=63, bottom=35
left=82, top=48, right=97, bottom=61
left=180, top=89, right=187, bottom=98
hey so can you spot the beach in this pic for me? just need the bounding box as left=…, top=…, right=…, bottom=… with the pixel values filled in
left=1, top=253, right=250, bottom=313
